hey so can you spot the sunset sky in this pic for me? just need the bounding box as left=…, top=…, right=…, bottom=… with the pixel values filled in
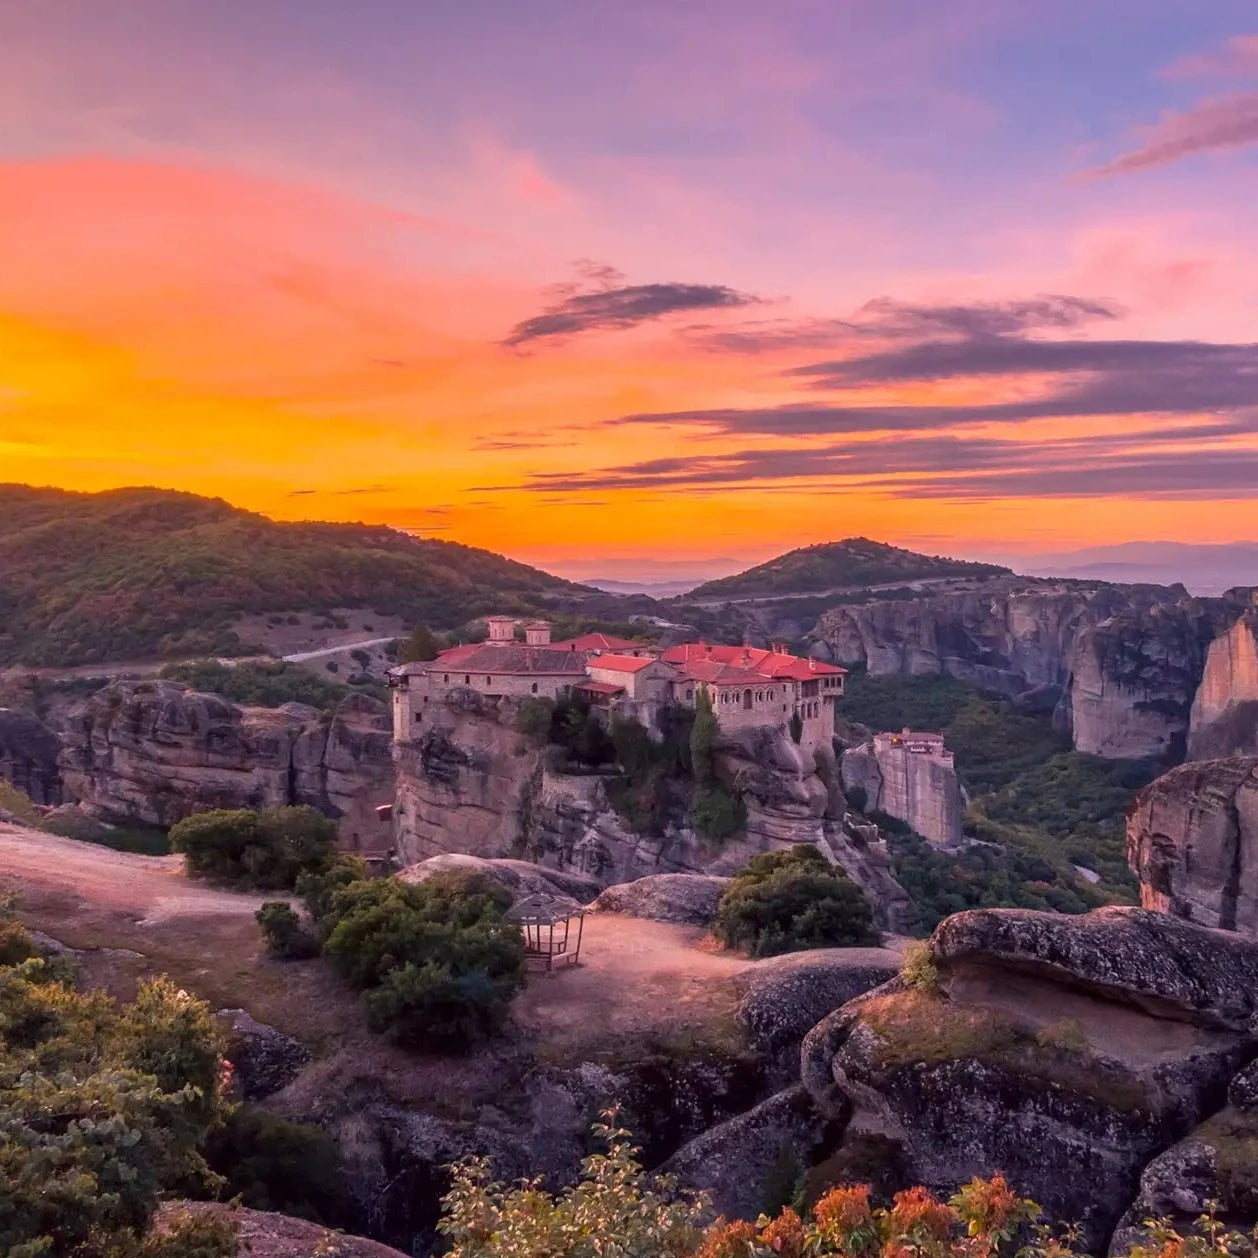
left=4, top=1, right=1258, bottom=579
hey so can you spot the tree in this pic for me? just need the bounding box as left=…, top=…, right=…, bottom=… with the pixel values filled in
left=789, top=708, right=804, bottom=745
left=713, top=845, right=879, bottom=957
left=689, top=686, right=718, bottom=786
left=256, top=901, right=320, bottom=959
left=400, top=623, right=440, bottom=662
left=170, top=806, right=336, bottom=890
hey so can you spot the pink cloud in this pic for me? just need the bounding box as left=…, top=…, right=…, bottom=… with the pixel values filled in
left=1094, top=91, right=1258, bottom=175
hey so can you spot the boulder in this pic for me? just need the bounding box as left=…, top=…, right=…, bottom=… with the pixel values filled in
left=592, top=874, right=729, bottom=925
left=734, top=947, right=901, bottom=1084
left=397, top=853, right=601, bottom=905
left=1230, top=1059, right=1258, bottom=1111
left=41, top=803, right=114, bottom=842
left=1127, top=758, right=1258, bottom=938
left=931, top=905, right=1258, bottom=1030
left=156, top=1202, right=409, bottom=1258
left=217, top=1009, right=312, bottom=1101
left=800, top=907, right=1258, bottom=1249
left=662, top=1085, right=845, bottom=1221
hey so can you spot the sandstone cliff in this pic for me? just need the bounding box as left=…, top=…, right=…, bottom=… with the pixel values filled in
left=391, top=688, right=913, bottom=926
left=1187, top=611, right=1258, bottom=759
left=59, top=681, right=395, bottom=847
left=818, top=580, right=1244, bottom=761
left=1126, top=757, right=1258, bottom=937
left=840, top=737, right=963, bottom=847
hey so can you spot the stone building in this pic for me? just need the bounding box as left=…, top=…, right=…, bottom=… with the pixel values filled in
left=841, top=727, right=964, bottom=848
left=390, top=618, right=846, bottom=753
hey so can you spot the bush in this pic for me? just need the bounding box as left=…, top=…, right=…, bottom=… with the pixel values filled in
left=899, top=939, right=939, bottom=992
left=204, top=1105, right=350, bottom=1224
left=689, top=784, right=746, bottom=840
left=160, top=659, right=349, bottom=711
left=714, top=846, right=879, bottom=957
left=318, top=871, right=525, bottom=1051
left=0, top=779, right=42, bottom=827
left=256, top=902, right=320, bottom=960
left=170, top=806, right=337, bottom=890
left=516, top=695, right=556, bottom=739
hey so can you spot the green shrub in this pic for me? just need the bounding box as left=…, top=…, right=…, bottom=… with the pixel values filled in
left=256, top=902, right=320, bottom=960
left=319, top=871, right=525, bottom=1051
left=0, top=916, right=37, bottom=965
left=516, top=695, right=556, bottom=739
left=899, top=939, right=939, bottom=992
left=0, top=779, right=42, bottom=827
left=297, top=853, right=369, bottom=936
left=714, top=845, right=879, bottom=957
left=160, top=659, right=349, bottom=711
left=170, top=806, right=336, bottom=890
left=689, top=784, right=746, bottom=840
left=204, top=1106, right=350, bottom=1224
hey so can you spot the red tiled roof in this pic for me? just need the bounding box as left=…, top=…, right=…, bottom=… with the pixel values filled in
left=426, top=643, right=592, bottom=675
left=662, top=643, right=845, bottom=680
left=586, top=653, right=659, bottom=674
left=575, top=680, right=625, bottom=696
left=675, top=659, right=774, bottom=686
left=551, top=632, right=645, bottom=652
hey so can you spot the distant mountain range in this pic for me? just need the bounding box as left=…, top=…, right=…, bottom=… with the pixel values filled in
left=1020, top=542, right=1258, bottom=596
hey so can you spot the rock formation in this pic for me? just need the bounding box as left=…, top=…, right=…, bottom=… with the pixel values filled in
left=59, top=681, right=395, bottom=847
left=840, top=731, right=963, bottom=847
left=1127, top=757, right=1258, bottom=937
left=800, top=907, right=1258, bottom=1250
left=592, top=873, right=730, bottom=925
left=818, top=579, right=1247, bottom=761
left=390, top=688, right=913, bottom=926
left=1188, top=611, right=1258, bottom=759
left=0, top=707, right=63, bottom=805
left=397, top=852, right=601, bottom=904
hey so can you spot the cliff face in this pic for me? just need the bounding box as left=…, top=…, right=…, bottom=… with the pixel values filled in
left=1126, top=757, right=1258, bottom=938
left=59, top=681, right=395, bottom=847
left=840, top=739, right=963, bottom=847
left=0, top=707, right=63, bottom=805
left=1187, top=612, right=1258, bottom=759
left=391, top=689, right=913, bottom=927
left=818, top=580, right=1240, bottom=761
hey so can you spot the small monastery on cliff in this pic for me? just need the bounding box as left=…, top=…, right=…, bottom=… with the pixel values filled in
left=390, top=616, right=845, bottom=753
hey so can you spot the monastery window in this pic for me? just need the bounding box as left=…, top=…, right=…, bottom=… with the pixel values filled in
left=444, top=674, right=450, bottom=683
left=685, top=688, right=693, bottom=701
left=464, top=675, right=470, bottom=685
left=756, top=690, right=763, bottom=702
left=743, top=689, right=753, bottom=710
left=531, top=682, right=539, bottom=694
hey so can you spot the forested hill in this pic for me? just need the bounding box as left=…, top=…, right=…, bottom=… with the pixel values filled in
left=0, top=485, right=580, bottom=666
left=687, top=538, right=1009, bottom=599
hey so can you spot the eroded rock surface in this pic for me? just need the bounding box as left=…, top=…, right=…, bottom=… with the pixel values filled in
left=1127, top=758, right=1258, bottom=938
left=59, top=681, right=394, bottom=847
left=397, top=852, right=600, bottom=905
left=800, top=907, right=1258, bottom=1249
left=592, top=873, right=729, bottom=925
left=216, top=1008, right=312, bottom=1101
left=0, top=706, right=63, bottom=804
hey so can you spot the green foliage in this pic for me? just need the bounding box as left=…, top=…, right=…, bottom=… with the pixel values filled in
left=399, top=623, right=441, bottom=662
left=170, top=806, right=336, bottom=890
left=899, top=939, right=939, bottom=993
left=788, top=708, right=804, bottom=745
left=714, top=845, right=879, bottom=957
left=160, top=659, right=350, bottom=711
left=0, top=935, right=231, bottom=1258
left=689, top=537, right=1008, bottom=599
left=256, top=901, right=320, bottom=960
left=439, top=1118, right=708, bottom=1258
left=0, top=484, right=575, bottom=666
left=296, top=853, right=368, bottom=936
left=689, top=686, right=719, bottom=785
left=515, top=695, right=556, bottom=740
left=317, top=870, right=525, bottom=1051
left=838, top=673, right=1148, bottom=910
left=547, top=693, right=615, bottom=767
left=204, top=1105, right=350, bottom=1224
left=688, top=784, right=746, bottom=841
left=0, top=779, right=42, bottom=826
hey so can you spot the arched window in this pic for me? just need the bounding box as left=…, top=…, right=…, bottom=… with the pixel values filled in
left=464, top=675, right=470, bottom=685
left=685, top=688, right=693, bottom=701
left=444, top=674, right=450, bottom=683
left=531, top=682, right=539, bottom=694
left=743, top=689, right=753, bottom=710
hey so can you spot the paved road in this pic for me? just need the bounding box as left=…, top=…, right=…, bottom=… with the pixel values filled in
left=281, top=636, right=397, bottom=663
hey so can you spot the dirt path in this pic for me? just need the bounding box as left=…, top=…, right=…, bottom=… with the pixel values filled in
left=0, top=823, right=269, bottom=924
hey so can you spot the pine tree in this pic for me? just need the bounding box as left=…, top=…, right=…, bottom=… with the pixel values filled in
left=690, top=685, right=717, bottom=786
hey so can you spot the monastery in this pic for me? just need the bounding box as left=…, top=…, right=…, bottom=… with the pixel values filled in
left=390, top=616, right=845, bottom=753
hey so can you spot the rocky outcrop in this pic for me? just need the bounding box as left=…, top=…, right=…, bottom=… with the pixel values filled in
left=392, top=691, right=913, bottom=922
left=397, top=853, right=600, bottom=904
left=1188, top=612, right=1258, bottom=759
left=819, top=580, right=1245, bottom=761
left=156, top=1202, right=410, bottom=1258
left=840, top=736, right=963, bottom=847
left=0, top=707, right=62, bottom=804
left=216, top=1008, right=312, bottom=1101
left=592, top=873, right=729, bottom=925
left=59, top=681, right=394, bottom=847
left=1127, top=758, right=1258, bottom=938
left=801, top=907, right=1258, bottom=1249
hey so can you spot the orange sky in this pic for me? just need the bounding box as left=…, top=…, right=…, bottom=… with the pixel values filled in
left=5, top=5, right=1258, bottom=579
